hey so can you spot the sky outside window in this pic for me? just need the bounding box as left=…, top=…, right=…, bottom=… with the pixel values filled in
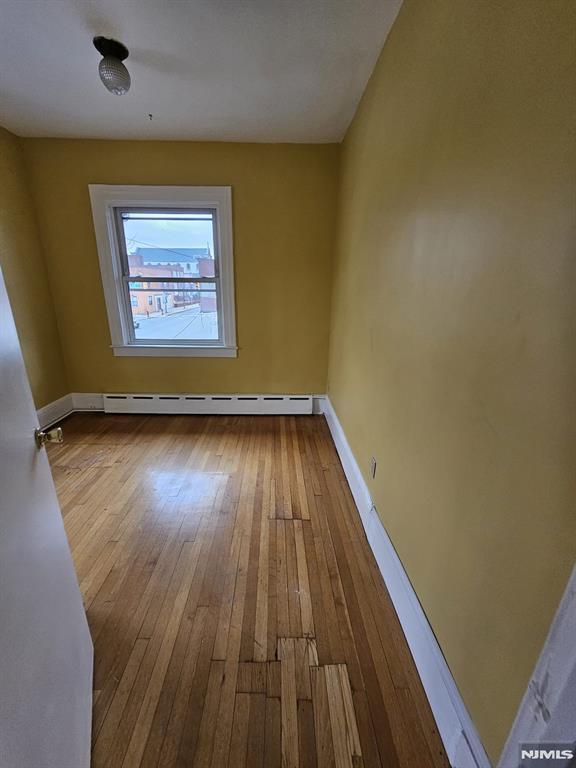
left=121, top=212, right=214, bottom=256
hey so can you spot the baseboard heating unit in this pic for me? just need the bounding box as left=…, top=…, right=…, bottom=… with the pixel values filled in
left=102, top=393, right=313, bottom=415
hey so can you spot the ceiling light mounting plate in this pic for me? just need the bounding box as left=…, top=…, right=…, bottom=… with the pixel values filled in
left=93, top=36, right=129, bottom=61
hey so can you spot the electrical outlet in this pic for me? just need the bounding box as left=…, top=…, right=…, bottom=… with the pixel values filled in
left=370, top=456, right=377, bottom=479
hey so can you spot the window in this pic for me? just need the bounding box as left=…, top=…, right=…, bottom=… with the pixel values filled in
left=89, top=186, right=236, bottom=357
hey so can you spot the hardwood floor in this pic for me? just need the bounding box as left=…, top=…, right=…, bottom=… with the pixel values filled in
left=47, top=413, right=449, bottom=768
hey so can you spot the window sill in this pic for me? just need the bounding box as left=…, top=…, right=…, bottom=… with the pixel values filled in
left=111, top=345, right=238, bottom=358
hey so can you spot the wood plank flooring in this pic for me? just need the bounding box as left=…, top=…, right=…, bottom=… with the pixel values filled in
left=47, top=413, right=449, bottom=768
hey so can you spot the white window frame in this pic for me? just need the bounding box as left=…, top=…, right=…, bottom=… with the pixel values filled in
left=89, top=185, right=237, bottom=357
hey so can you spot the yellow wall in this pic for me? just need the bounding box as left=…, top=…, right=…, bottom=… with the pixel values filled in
left=327, top=0, right=576, bottom=760
left=0, top=127, right=68, bottom=407
left=22, top=139, right=338, bottom=395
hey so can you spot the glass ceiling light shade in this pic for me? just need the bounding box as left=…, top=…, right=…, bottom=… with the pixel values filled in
left=98, top=56, right=131, bottom=95
left=93, top=37, right=131, bottom=95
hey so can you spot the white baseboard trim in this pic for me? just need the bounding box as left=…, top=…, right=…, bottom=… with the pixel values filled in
left=37, top=393, right=74, bottom=429
left=323, top=396, right=490, bottom=768
left=38, top=393, right=326, bottom=423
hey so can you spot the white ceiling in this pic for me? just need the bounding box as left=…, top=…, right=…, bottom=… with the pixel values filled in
left=0, top=0, right=401, bottom=143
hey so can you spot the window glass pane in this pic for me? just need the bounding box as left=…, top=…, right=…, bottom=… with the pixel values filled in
left=122, top=211, right=216, bottom=279
left=127, top=282, right=218, bottom=341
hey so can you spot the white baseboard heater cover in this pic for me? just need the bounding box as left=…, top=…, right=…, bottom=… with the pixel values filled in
left=103, top=393, right=313, bottom=415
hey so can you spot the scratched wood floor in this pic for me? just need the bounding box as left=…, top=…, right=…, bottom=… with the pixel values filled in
left=47, top=413, right=449, bottom=768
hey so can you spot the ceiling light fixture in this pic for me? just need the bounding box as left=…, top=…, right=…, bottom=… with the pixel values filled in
left=93, top=37, right=131, bottom=95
